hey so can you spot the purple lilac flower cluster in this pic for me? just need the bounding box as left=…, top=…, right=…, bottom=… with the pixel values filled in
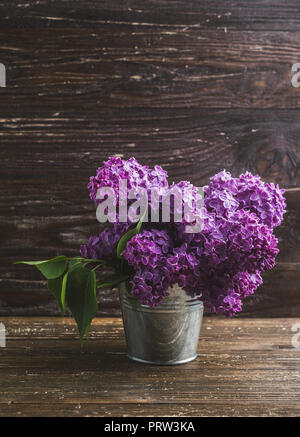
left=81, top=157, right=286, bottom=315
left=88, top=156, right=168, bottom=223
left=80, top=223, right=129, bottom=262
left=122, top=229, right=174, bottom=306
left=88, top=156, right=168, bottom=203
left=204, top=170, right=286, bottom=229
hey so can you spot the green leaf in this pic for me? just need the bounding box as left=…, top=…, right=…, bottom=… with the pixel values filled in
left=97, top=274, right=129, bottom=290
left=47, top=270, right=68, bottom=315
left=65, top=265, right=98, bottom=345
left=116, top=227, right=139, bottom=259
left=47, top=276, right=64, bottom=314
left=116, top=210, right=147, bottom=259
left=136, top=208, right=147, bottom=233
left=15, top=256, right=67, bottom=279
left=60, top=272, right=68, bottom=315
left=69, top=259, right=82, bottom=272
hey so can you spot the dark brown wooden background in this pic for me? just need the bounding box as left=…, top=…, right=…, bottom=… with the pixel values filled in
left=0, top=1, right=299, bottom=317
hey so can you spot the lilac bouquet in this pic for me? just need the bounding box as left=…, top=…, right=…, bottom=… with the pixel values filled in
left=16, top=157, right=286, bottom=343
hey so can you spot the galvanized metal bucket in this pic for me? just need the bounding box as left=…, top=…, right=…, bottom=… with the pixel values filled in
left=119, top=283, right=203, bottom=365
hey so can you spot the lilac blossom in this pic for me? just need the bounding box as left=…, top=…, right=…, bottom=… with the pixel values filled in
left=80, top=223, right=129, bottom=261
left=88, top=157, right=168, bottom=219
left=82, top=157, right=286, bottom=316
left=204, top=170, right=286, bottom=229
left=122, top=229, right=173, bottom=270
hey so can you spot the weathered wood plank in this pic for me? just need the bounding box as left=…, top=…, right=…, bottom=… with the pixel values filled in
left=1, top=28, right=300, bottom=109
left=0, top=317, right=300, bottom=417
left=2, top=402, right=300, bottom=417
left=1, top=1, right=300, bottom=31
left=0, top=1, right=300, bottom=318
left=0, top=109, right=299, bottom=187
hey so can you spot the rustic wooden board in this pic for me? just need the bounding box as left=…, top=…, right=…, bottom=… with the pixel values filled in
left=1, top=28, right=300, bottom=109
left=0, top=317, right=300, bottom=417
left=1, top=0, right=300, bottom=31
left=0, top=109, right=299, bottom=186
left=0, top=1, right=300, bottom=316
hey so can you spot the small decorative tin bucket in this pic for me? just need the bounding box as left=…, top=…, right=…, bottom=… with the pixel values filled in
left=119, top=283, right=203, bottom=365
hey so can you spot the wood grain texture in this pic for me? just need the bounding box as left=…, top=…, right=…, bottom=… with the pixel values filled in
left=1, top=27, right=300, bottom=109
left=0, top=1, right=299, bottom=316
left=1, top=0, right=300, bottom=31
left=0, top=109, right=299, bottom=186
left=1, top=317, right=300, bottom=417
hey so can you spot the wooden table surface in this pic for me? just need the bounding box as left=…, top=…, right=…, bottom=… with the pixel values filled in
left=0, top=317, right=300, bottom=417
